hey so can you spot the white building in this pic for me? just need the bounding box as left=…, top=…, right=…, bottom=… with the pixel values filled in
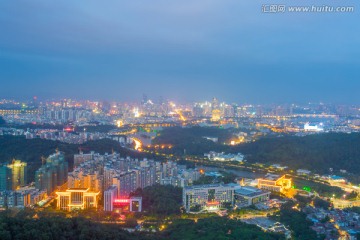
left=304, top=123, right=324, bottom=132
left=270, top=164, right=288, bottom=170
left=204, top=151, right=244, bottom=162
left=104, top=185, right=118, bottom=212
left=183, top=183, right=241, bottom=213
left=296, top=169, right=311, bottom=175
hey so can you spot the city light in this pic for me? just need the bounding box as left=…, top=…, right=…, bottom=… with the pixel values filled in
left=114, top=199, right=130, bottom=203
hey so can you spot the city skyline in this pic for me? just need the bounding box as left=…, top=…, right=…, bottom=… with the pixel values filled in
left=2, top=1, right=360, bottom=239
left=1, top=1, right=360, bottom=103
left=3, top=95, right=360, bottom=107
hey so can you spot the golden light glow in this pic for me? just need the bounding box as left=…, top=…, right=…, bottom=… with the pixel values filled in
left=132, top=138, right=142, bottom=150
left=133, top=107, right=140, bottom=118
left=211, top=109, right=221, bottom=122
left=175, top=109, right=186, bottom=121
left=116, top=120, right=123, bottom=127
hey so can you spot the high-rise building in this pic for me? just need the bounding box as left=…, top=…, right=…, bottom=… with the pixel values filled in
left=0, top=160, right=27, bottom=191
left=0, top=165, right=12, bottom=191
left=113, top=171, right=137, bottom=197
left=193, top=104, right=204, bottom=118
left=211, top=109, right=221, bottom=122
left=212, top=97, right=219, bottom=110
left=73, top=151, right=96, bottom=167
left=7, top=160, right=27, bottom=190
left=162, top=161, right=178, bottom=179
left=35, top=151, right=68, bottom=194
left=211, top=97, right=221, bottom=121
left=104, top=185, right=118, bottom=212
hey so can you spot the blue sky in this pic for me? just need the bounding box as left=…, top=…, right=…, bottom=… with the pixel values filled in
left=0, top=0, right=359, bottom=103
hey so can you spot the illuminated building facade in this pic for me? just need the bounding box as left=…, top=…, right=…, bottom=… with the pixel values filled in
left=0, top=188, right=47, bottom=208
left=183, top=183, right=241, bottom=213
left=56, top=188, right=99, bottom=211
left=211, top=109, right=221, bottom=122
left=0, top=160, right=27, bottom=191
left=129, top=197, right=142, bottom=212
left=0, top=108, right=39, bottom=115
left=112, top=197, right=142, bottom=213
left=7, top=160, right=27, bottom=190
left=67, top=171, right=102, bottom=193
left=257, top=174, right=292, bottom=192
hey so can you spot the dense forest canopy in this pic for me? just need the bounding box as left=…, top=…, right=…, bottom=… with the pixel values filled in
left=154, top=127, right=360, bottom=175
left=152, top=126, right=234, bottom=155
left=235, top=133, right=360, bottom=175
left=131, top=184, right=183, bottom=216
left=272, top=201, right=319, bottom=240
left=0, top=211, right=157, bottom=240
left=163, top=217, right=285, bottom=240
left=0, top=209, right=287, bottom=240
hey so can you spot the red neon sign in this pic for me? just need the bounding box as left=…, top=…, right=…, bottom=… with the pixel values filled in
left=64, top=127, right=74, bottom=132
left=114, top=199, right=130, bottom=203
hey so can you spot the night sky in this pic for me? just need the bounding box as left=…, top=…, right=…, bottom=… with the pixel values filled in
left=0, top=0, right=359, bottom=103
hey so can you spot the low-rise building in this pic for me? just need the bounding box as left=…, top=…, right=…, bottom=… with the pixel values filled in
left=0, top=188, right=47, bottom=208
left=296, top=169, right=311, bottom=176
left=183, top=183, right=241, bottom=212
left=257, top=174, right=292, bottom=192
left=234, top=186, right=270, bottom=207
left=103, top=184, right=142, bottom=213
left=270, top=164, right=288, bottom=171
left=113, top=197, right=142, bottom=213
left=56, top=188, right=99, bottom=211
left=204, top=151, right=244, bottom=162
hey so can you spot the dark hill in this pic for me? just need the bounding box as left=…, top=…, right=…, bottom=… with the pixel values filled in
left=235, top=133, right=360, bottom=175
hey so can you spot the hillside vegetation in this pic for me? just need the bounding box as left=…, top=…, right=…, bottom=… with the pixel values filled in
left=235, top=133, right=360, bottom=175
left=154, top=127, right=360, bottom=176
left=0, top=136, right=150, bottom=182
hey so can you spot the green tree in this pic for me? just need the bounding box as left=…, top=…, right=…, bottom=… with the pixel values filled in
left=131, top=184, right=183, bottom=216
left=276, top=201, right=318, bottom=240
left=313, top=198, right=330, bottom=209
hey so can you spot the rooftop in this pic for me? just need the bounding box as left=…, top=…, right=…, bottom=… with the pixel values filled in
left=184, top=183, right=240, bottom=190
left=235, top=186, right=269, bottom=197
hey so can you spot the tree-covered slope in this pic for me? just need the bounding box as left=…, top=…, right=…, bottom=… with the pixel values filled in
left=236, top=133, right=360, bottom=174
